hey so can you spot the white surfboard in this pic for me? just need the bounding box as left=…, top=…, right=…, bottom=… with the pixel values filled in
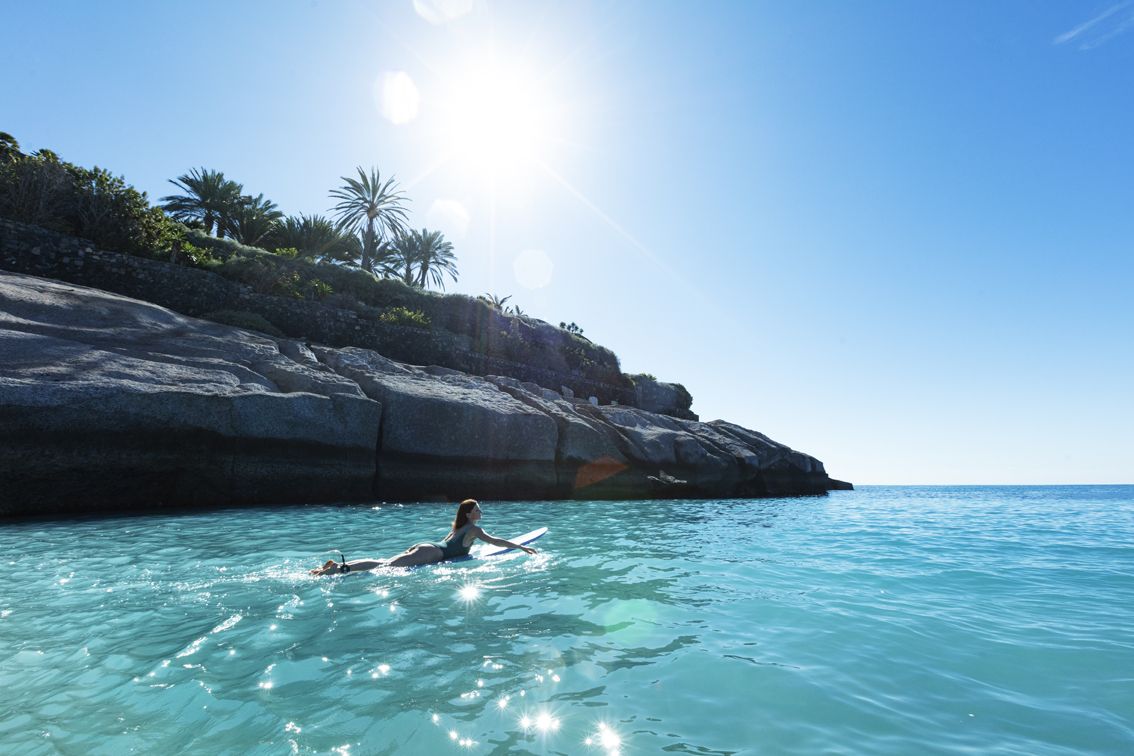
left=465, top=527, right=548, bottom=560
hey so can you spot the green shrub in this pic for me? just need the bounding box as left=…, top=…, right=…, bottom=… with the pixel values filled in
left=184, top=228, right=270, bottom=261
left=201, top=309, right=285, bottom=337
left=0, top=136, right=634, bottom=385
left=563, top=344, right=592, bottom=370
left=216, top=255, right=286, bottom=294
left=379, top=306, right=431, bottom=329
left=0, top=151, right=183, bottom=255
left=179, top=241, right=219, bottom=268
left=275, top=270, right=304, bottom=299
left=305, top=278, right=333, bottom=300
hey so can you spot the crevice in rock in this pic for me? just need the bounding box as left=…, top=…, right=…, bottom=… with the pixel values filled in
left=308, top=345, right=386, bottom=500
left=574, top=403, right=649, bottom=468
left=372, top=402, right=385, bottom=499
left=489, top=381, right=571, bottom=497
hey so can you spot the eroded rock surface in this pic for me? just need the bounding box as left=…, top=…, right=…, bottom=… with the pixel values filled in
left=0, top=273, right=378, bottom=514
left=0, top=271, right=846, bottom=516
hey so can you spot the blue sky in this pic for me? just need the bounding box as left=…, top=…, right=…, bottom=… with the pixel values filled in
left=3, top=0, right=1132, bottom=484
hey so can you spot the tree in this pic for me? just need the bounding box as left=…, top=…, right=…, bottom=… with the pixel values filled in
left=480, top=293, right=512, bottom=309
left=0, top=132, right=22, bottom=163
left=413, top=228, right=458, bottom=290
left=160, top=168, right=244, bottom=238
left=272, top=213, right=359, bottom=263
left=0, top=148, right=179, bottom=254
left=0, top=151, right=73, bottom=229
left=329, top=167, right=409, bottom=274
left=390, top=228, right=459, bottom=290
left=391, top=231, right=420, bottom=285
left=370, top=237, right=400, bottom=276
left=229, top=193, right=283, bottom=247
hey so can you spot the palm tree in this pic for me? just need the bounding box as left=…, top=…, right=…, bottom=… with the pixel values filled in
left=229, top=193, right=284, bottom=247
left=413, top=228, right=458, bottom=290
left=388, top=229, right=459, bottom=289
left=272, top=214, right=359, bottom=263
left=391, top=231, right=421, bottom=285
left=0, top=132, right=21, bottom=163
left=160, top=168, right=244, bottom=237
left=329, top=167, right=410, bottom=274
left=480, top=293, right=512, bottom=309
left=370, top=237, right=401, bottom=277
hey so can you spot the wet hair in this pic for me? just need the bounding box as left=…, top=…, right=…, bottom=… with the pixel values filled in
left=452, top=499, right=479, bottom=530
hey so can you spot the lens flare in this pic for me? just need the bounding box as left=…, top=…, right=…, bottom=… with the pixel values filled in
left=377, top=71, right=420, bottom=125
left=513, top=249, right=554, bottom=290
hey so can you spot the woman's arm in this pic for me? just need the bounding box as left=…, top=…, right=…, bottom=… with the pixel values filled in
left=473, top=526, right=538, bottom=554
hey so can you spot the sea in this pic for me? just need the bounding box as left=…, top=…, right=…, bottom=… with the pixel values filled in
left=1, top=486, right=1132, bottom=755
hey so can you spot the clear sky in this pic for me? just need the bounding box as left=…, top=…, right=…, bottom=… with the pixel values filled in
left=3, top=0, right=1132, bottom=484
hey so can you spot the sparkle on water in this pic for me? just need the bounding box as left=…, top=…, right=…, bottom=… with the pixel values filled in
left=457, top=582, right=482, bottom=603
left=2, top=487, right=1134, bottom=754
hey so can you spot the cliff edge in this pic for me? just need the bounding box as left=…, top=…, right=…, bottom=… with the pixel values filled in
left=0, top=272, right=848, bottom=516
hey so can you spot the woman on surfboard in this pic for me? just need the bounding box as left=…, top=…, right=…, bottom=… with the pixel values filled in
left=310, top=499, right=537, bottom=575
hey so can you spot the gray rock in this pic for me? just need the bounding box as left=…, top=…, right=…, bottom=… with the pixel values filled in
left=630, top=373, right=698, bottom=420
left=0, top=270, right=847, bottom=515
left=0, top=273, right=379, bottom=515
left=312, top=347, right=560, bottom=500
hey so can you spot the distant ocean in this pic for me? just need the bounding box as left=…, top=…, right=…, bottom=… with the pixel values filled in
left=2, top=486, right=1131, bottom=754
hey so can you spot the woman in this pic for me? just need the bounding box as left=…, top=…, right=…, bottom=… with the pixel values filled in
left=311, top=499, right=537, bottom=575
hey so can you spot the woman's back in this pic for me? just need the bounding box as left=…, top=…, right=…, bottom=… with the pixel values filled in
left=438, top=523, right=475, bottom=559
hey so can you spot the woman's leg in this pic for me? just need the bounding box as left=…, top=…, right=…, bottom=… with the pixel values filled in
left=343, top=559, right=384, bottom=571
left=310, top=558, right=384, bottom=575
left=385, top=544, right=445, bottom=568
left=310, top=560, right=339, bottom=575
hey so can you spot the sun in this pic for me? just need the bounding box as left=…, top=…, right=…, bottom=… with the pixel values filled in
left=439, top=58, right=559, bottom=181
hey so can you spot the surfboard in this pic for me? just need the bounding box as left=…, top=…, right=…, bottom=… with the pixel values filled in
left=320, top=527, right=547, bottom=574
left=458, top=527, right=548, bottom=561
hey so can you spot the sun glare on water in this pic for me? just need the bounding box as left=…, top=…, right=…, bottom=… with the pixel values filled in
left=457, top=583, right=482, bottom=603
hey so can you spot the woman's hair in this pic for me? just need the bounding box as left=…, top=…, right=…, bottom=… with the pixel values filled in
left=452, top=499, right=479, bottom=530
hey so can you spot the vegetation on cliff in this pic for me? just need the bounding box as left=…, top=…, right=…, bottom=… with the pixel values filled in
left=0, top=130, right=632, bottom=396
left=0, top=132, right=180, bottom=256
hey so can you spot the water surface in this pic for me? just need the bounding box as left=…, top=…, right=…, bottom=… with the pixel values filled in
left=2, top=486, right=1132, bottom=754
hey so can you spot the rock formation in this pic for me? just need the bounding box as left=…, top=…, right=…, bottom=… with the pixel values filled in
left=0, top=271, right=848, bottom=516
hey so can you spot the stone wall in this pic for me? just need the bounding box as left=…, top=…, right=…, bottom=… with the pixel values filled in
left=0, top=219, right=638, bottom=405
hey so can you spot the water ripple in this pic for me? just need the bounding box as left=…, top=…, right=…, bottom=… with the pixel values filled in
left=2, top=487, right=1133, bottom=753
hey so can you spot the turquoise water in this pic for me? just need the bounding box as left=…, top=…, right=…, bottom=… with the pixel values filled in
left=2, top=486, right=1133, bottom=755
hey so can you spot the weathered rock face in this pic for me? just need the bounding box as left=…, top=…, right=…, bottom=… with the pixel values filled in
left=0, top=218, right=635, bottom=405
left=0, top=273, right=380, bottom=515
left=629, top=374, right=697, bottom=421
left=0, top=271, right=848, bottom=516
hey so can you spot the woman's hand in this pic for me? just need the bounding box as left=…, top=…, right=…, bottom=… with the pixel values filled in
left=521, top=546, right=538, bottom=555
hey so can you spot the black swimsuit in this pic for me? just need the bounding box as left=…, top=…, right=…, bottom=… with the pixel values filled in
left=433, top=524, right=474, bottom=560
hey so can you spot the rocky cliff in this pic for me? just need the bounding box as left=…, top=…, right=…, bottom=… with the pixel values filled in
left=0, top=271, right=848, bottom=516
left=0, top=219, right=636, bottom=407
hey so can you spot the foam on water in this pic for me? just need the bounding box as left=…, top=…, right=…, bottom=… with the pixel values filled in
left=2, top=487, right=1133, bottom=754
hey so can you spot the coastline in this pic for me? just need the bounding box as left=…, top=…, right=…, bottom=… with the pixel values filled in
left=0, top=263, right=848, bottom=516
